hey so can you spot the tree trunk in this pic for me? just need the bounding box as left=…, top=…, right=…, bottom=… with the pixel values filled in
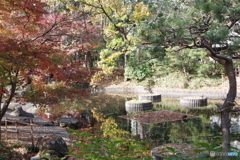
left=86, top=52, right=93, bottom=69
left=0, top=82, right=17, bottom=140
left=220, top=61, right=236, bottom=160
left=221, top=110, right=231, bottom=160
left=209, top=56, right=236, bottom=160
left=124, top=53, right=128, bottom=82
left=124, top=53, right=128, bottom=69
left=0, top=82, right=17, bottom=121
left=196, top=36, right=236, bottom=160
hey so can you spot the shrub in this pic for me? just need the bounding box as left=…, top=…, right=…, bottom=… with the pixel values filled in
left=68, top=129, right=152, bottom=160
left=125, top=62, right=152, bottom=81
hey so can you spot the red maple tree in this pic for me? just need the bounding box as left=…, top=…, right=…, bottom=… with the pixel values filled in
left=0, top=0, right=102, bottom=122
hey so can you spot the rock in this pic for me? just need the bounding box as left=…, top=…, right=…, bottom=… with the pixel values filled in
left=25, top=106, right=38, bottom=114
left=3, top=102, right=22, bottom=111
left=32, top=117, right=54, bottom=126
left=81, top=113, right=94, bottom=126
left=56, top=117, right=82, bottom=129
left=30, top=156, right=40, bottom=160
left=10, top=106, right=34, bottom=117
left=2, top=112, right=54, bottom=126
left=36, top=134, right=69, bottom=159
left=5, top=102, right=38, bottom=114
left=18, top=117, right=32, bottom=123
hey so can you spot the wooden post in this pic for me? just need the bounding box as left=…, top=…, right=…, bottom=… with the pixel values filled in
left=30, top=119, right=34, bottom=147
left=15, top=121, right=19, bottom=141
left=5, top=117, right=7, bottom=140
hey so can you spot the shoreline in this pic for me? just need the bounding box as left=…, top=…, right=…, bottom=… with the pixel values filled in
left=94, top=87, right=230, bottom=100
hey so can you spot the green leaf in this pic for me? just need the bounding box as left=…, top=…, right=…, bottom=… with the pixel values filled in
left=158, top=150, right=169, bottom=154
left=166, top=147, right=176, bottom=152
left=68, top=129, right=81, bottom=135
left=72, top=142, right=84, bottom=147
left=177, top=152, right=189, bottom=156
left=197, top=153, right=209, bottom=158
left=80, top=132, right=93, bottom=137
left=230, top=146, right=239, bottom=151
left=67, top=147, right=75, bottom=150
left=214, top=136, right=222, bottom=139
left=194, top=142, right=210, bottom=149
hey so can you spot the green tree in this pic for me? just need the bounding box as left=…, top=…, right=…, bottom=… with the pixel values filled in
left=124, top=53, right=152, bottom=80
left=70, top=0, right=152, bottom=75
left=143, top=1, right=240, bottom=159
left=165, top=47, right=222, bottom=79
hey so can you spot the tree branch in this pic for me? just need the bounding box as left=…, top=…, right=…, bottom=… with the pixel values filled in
left=230, top=109, right=240, bottom=112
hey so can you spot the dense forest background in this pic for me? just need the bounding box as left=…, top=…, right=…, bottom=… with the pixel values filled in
left=40, top=0, right=240, bottom=89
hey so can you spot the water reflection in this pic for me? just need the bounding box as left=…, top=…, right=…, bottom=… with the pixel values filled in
left=129, top=119, right=147, bottom=139
left=85, top=94, right=240, bottom=149
left=210, top=115, right=240, bottom=134
left=120, top=116, right=218, bottom=148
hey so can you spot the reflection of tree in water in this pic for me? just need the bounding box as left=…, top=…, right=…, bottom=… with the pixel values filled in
left=80, top=94, right=129, bottom=116
left=130, top=119, right=147, bottom=140
left=120, top=116, right=221, bottom=148
left=86, top=95, right=222, bottom=146
left=168, top=118, right=215, bottom=144
left=186, top=107, right=216, bottom=118
left=148, top=122, right=171, bottom=140
left=131, top=121, right=172, bottom=147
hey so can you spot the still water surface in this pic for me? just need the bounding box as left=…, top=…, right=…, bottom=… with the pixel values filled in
left=84, top=93, right=240, bottom=149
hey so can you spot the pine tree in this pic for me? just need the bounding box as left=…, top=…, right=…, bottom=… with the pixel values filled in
left=146, top=0, right=240, bottom=158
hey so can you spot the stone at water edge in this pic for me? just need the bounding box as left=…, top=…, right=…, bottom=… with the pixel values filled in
left=18, top=117, right=32, bottom=123
left=6, top=102, right=38, bottom=114
left=56, top=117, right=83, bottom=129
left=30, top=156, right=40, bottom=160
left=35, top=134, right=69, bottom=159
left=32, top=117, right=55, bottom=126
left=18, top=117, right=55, bottom=126
left=10, top=106, right=34, bottom=117
left=81, top=113, right=94, bottom=126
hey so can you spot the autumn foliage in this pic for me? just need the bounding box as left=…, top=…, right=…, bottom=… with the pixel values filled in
left=0, top=0, right=102, bottom=121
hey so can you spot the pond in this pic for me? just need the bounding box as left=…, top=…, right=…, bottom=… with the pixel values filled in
left=84, top=93, right=240, bottom=150
left=47, top=92, right=240, bottom=153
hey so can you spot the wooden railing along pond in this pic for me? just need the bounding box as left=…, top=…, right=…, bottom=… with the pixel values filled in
left=0, top=118, right=43, bottom=146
